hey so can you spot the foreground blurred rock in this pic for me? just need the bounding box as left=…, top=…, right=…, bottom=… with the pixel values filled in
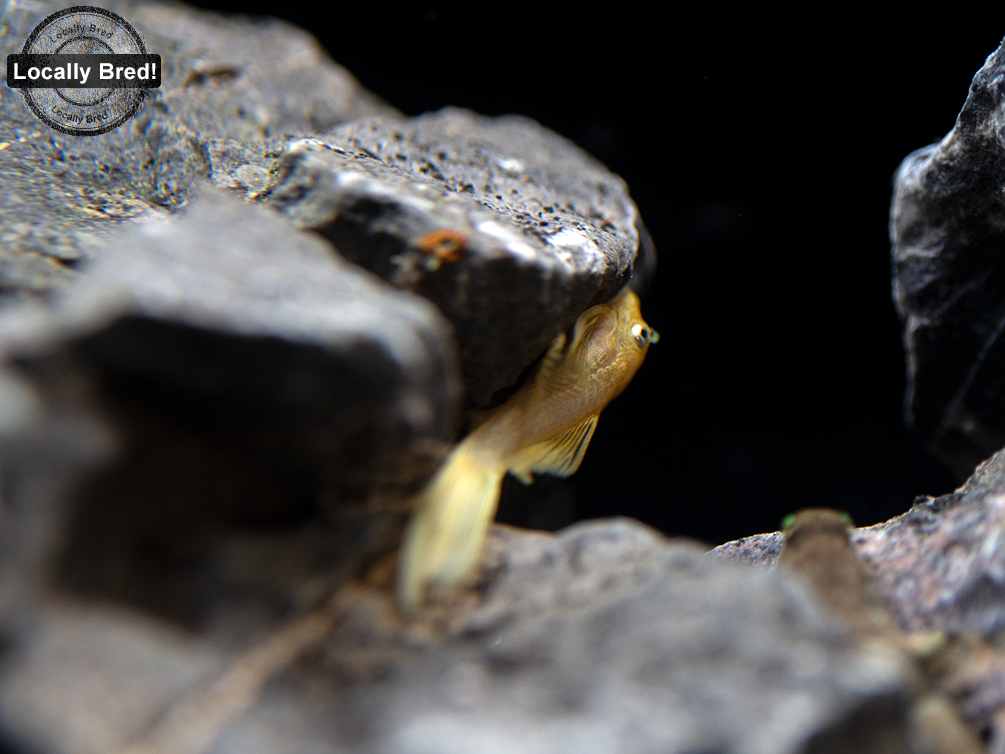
left=0, top=188, right=460, bottom=627
left=2, top=509, right=922, bottom=754
left=891, top=37, right=1005, bottom=480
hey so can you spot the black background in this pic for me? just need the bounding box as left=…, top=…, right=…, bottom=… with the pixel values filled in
left=181, top=5, right=1002, bottom=545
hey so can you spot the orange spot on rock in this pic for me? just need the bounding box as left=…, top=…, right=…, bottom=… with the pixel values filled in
left=419, top=230, right=467, bottom=262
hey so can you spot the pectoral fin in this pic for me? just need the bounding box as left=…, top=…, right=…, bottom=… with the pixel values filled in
left=508, top=414, right=599, bottom=483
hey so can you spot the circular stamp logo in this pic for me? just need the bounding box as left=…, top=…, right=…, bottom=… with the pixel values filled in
left=6, top=6, right=161, bottom=136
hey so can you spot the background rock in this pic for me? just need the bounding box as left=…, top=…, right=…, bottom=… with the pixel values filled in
left=891, top=38, right=1005, bottom=480
left=714, top=448, right=1005, bottom=634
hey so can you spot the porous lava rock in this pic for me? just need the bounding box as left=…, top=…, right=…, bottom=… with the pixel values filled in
left=1, top=1, right=651, bottom=406
left=0, top=0, right=396, bottom=295
left=267, top=108, right=650, bottom=403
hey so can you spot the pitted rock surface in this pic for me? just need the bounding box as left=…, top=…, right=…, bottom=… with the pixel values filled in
left=268, top=108, right=646, bottom=403
left=0, top=0, right=397, bottom=295
left=891, top=38, right=1005, bottom=479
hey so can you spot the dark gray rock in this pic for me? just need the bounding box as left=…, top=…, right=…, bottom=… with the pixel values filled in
left=116, top=1, right=395, bottom=140
left=0, top=188, right=461, bottom=629
left=0, top=0, right=397, bottom=295
left=891, top=37, right=1005, bottom=479
left=267, top=108, right=647, bottom=403
left=1, top=2, right=651, bottom=406
left=0, top=520, right=917, bottom=754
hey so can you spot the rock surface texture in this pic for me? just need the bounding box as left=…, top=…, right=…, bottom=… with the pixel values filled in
left=0, top=0, right=397, bottom=296
left=267, top=110, right=644, bottom=403
left=891, top=37, right=1005, bottom=480
left=0, top=0, right=644, bottom=405
left=718, top=448, right=1005, bottom=635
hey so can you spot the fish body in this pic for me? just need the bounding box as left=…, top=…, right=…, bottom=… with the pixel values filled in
left=398, top=288, right=658, bottom=611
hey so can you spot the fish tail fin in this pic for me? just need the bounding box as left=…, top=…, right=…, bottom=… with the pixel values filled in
left=397, top=444, right=505, bottom=612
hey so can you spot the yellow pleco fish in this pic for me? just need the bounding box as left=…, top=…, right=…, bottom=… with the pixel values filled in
left=397, top=287, right=659, bottom=611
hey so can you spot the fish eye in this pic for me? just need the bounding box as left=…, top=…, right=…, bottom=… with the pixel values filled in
left=631, top=323, right=659, bottom=347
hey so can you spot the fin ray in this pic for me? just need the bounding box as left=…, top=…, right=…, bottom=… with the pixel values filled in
left=397, top=446, right=505, bottom=612
left=508, top=414, right=599, bottom=481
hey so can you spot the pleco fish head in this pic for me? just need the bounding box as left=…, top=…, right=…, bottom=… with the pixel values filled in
left=575, top=288, right=659, bottom=401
